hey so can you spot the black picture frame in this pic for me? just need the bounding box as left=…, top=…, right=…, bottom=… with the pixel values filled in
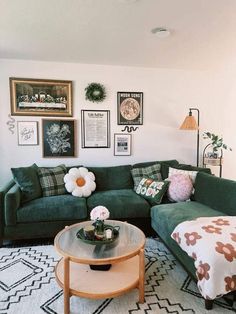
left=117, top=92, right=143, bottom=125
left=114, top=133, right=132, bottom=156
left=42, top=119, right=76, bottom=157
left=81, top=110, right=110, bottom=148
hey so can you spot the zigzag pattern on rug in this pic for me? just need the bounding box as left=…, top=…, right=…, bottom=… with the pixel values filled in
left=0, top=238, right=235, bottom=314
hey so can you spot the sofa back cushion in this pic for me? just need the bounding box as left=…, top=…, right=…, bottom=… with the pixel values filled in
left=88, top=165, right=133, bottom=191
left=194, top=172, right=236, bottom=215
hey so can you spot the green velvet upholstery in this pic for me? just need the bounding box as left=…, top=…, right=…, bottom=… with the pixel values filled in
left=0, top=180, right=15, bottom=243
left=88, top=165, right=133, bottom=191
left=11, top=163, right=42, bottom=203
left=5, top=184, right=21, bottom=226
left=87, top=189, right=150, bottom=219
left=16, top=194, right=87, bottom=223
left=194, top=172, right=236, bottom=215
left=151, top=201, right=225, bottom=278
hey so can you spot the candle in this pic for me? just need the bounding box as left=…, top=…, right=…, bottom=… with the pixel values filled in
left=106, top=228, right=112, bottom=239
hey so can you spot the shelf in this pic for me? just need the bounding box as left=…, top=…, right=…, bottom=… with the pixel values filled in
left=203, top=157, right=223, bottom=166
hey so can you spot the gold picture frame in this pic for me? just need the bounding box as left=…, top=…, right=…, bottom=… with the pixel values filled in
left=10, top=77, right=73, bottom=117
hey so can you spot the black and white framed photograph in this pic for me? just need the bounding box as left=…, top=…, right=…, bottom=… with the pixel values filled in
left=114, top=133, right=131, bottom=156
left=81, top=110, right=110, bottom=148
left=117, top=92, right=143, bottom=125
left=42, top=119, right=76, bottom=157
left=17, top=121, right=38, bottom=146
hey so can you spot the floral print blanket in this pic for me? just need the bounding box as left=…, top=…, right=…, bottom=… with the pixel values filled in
left=171, top=216, right=236, bottom=300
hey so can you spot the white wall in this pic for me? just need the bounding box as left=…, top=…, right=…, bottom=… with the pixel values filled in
left=0, top=58, right=235, bottom=187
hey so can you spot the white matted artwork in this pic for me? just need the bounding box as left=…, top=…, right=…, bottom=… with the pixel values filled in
left=17, top=121, right=39, bottom=145
left=114, top=133, right=131, bottom=156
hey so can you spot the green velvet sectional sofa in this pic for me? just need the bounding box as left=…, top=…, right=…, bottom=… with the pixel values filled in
left=0, top=159, right=210, bottom=246
left=151, top=171, right=236, bottom=309
left=0, top=159, right=175, bottom=245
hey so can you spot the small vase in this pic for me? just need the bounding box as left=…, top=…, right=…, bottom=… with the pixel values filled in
left=94, top=220, right=105, bottom=240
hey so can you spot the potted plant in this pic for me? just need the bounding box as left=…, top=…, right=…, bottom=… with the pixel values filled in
left=203, top=132, right=232, bottom=158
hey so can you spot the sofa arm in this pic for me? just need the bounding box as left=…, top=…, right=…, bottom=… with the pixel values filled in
left=5, top=184, right=21, bottom=226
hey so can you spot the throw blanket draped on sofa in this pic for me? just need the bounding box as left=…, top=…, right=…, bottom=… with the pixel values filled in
left=171, top=216, right=236, bottom=300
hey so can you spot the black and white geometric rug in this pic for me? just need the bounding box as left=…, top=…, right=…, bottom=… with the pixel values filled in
left=0, top=238, right=235, bottom=314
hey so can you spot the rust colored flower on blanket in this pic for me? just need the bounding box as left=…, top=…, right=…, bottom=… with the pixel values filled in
left=231, top=233, right=236, bottom=242
left=184, top=232, right=202, bottom=246
left=212, top=218, right=230, bottom=226
left=202, top=225, right=222, bottom=234
left=197, top=262, right=210, bottom=281
left=215, top=242, right=236, bottom=262
left=225, top=275, right=236, bottom=292
left=172, top=232, right=181, bottom=244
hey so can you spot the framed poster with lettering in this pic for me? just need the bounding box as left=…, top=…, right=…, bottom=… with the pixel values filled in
left=117, top=92, right=143, bottom=125
left=17, top=121, right=39, bottom=145
left=81, top=110, right=110, bottom=148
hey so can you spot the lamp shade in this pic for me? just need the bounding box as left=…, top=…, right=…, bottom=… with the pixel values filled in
left=180, top=115, right=198, bottom=130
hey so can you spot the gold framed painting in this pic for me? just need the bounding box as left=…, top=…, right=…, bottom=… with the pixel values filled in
left=9, top=77, right=73, bottom=117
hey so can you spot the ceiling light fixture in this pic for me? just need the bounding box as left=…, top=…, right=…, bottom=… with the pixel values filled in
left=151, top=27, right=170, bottom=38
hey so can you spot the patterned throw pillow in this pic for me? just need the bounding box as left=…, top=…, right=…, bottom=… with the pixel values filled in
left=167, top=174, right=193, bottom=202
left=131, top=163, right=162, bottom=190
left=38, top=165, right=67, bottom=197
left=168, top=167, right=198, bottom=184
left=135, top=178, right=169, bottom=205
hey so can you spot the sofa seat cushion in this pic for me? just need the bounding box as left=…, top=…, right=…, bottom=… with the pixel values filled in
left=151, top=201, right=225, bottom=278
left=151, top=201, right=225, bottom=238
left=87, top=189, right=150, bottom=219
left=16, top=194, right=87, bottom=223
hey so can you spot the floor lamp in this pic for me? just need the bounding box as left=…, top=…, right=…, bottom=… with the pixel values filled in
left=179, top=108, right=200, bottom=167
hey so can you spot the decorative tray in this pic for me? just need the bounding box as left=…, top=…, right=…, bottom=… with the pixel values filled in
left=76, top=225, right=119, bottom=245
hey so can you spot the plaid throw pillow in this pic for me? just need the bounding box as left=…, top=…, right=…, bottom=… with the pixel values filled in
left=131, top=163, right=162, bottom=190
left=38, top=165, right=67, bottom=197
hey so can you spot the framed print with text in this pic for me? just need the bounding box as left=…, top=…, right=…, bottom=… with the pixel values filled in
left=81, top=110, right=110, bottom=148
left=114, top=133, right=131, bottom=156
left=10, top=77, right=72, bottom=117
left=42, top=119, right=76, bottom=157
left=117, top=92, right=143, bottom=125
left=17, top=121, right=38, bottom=146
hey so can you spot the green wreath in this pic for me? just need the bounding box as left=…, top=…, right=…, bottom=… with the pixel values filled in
left=85, top=82, right=106, bottom=102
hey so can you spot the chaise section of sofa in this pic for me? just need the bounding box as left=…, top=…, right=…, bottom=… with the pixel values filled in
left=151, top=171, right=236, bottom=279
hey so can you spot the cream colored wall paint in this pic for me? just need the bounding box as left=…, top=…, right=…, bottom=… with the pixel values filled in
left=0, top=58, right=234, bottom=187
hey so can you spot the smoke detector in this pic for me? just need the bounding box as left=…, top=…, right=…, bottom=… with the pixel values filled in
left=151, top=27, right=170, bottom=38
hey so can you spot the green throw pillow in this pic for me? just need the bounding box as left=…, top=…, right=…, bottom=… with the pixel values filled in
left=11, top=163, right=42, bottom=203
left=131, top=163, right=162, bottom=190
left=135, top=178, right=169, bottom=205
left=37, top=165, right=67, bottom=197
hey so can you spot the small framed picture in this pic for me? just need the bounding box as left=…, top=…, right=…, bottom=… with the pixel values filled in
left=17, top=121, right=39, bottom=146
left=114, top=133, right=132, bottom=156
left=42, top=119, right=76, bottom=157
left=117, top=92, right=143, bottom=125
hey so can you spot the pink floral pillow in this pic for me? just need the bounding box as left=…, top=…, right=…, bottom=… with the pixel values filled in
left=167, top=173, right=193, bottom=202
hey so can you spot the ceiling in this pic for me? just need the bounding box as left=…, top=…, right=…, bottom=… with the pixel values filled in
left=1, top=0, right=236, bottom=70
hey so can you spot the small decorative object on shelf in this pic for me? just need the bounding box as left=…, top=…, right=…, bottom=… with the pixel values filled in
left=202, top=132, right=232, bottom=177
left=90, top=206, right=110, bottom=239
left=85, top=82, right=106, bottom=102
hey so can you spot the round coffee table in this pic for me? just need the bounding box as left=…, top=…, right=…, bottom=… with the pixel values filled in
left=54, top=220, right=146, bottom=314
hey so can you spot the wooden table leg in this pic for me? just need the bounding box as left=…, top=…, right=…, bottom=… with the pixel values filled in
left=64, top=257, right=70, bottom=314
left=139, top=248, right=145, bottom=303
